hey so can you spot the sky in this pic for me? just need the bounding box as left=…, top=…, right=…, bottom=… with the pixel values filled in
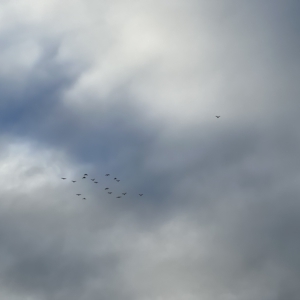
left=0, top=0, right=300, bottom=299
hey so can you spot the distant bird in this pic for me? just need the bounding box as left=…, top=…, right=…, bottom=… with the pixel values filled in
left=84, top=174, right=88, bottom=176
left=83, top=198, right=86, bottom=200
left=114, top=177, right=117, bottom=180
left=105, top=174, right=110, bottom=176
left=76, top=194, right=81, bottom=196
left=82, top=176, right=86, bottom=179
left=108, top=192, right=112, bottom=194
left=216, top=116, right=220, bottom=118
left=94, top=181, right=98, bottom=183
left=116, top=180, right=120, bottom=182
left=116, top=196, right=121, bottom=198
left=139, top=194, right=143, bottom=196
left=72, top=180, right=76, bottom=182
left=91, top=179, right=95, bottom=181
left=122, top=193, right=127, bottom=195
left=105, top=188, right=109, bottom=190
left=61, top=178, right=66, bottom=180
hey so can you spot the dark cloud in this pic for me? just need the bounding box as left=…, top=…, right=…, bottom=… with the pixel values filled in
left=0, top=0, right=299, bottom=299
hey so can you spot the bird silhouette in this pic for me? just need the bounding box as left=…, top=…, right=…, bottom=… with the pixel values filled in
left=116, top=180, right=120, bottom=182
left=105, top=174, right=110, bottom=176
left=116, top=196, right=121, bottom=198
left=76, top=194, right=81, bottom=196
left=91, top=179, right=95, bottom=181
left=84, top=174, right=88, bottom=176
left=114, top=177, right=117, bottom=180
left=83, top=198, right=86, bottom=200
left=105, top=188, right=109, bottom=190
left=108, top=192, right=112, bottom=194
left=61, top=178, right=66, bottom=180
left=122, top=193, right=127, bottom=195
left=72, top=180, right=76, bottom=182
left=82, top=176, right=86, bottom=179
left=216, top=116, right=220, bottom=118
left=94, top=181, right=98, bottom=183
left=139, top=194, right=143, bottom=196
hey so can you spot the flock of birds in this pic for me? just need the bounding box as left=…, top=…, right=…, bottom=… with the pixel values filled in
left=61, top=173, right=143, bottom=200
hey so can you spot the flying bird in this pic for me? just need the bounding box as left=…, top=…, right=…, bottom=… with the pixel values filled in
left=94, top=181, right=98, bottom=183
left=122, top=193, right=127, bottom=195
left=116, top=196, right=121, bottom=198
left=83, top=198, right=86, bottom=200
left=105, top=174, right=110, bottom=176
left=76, top=194, right=81, bottom=196
left=82, top=176, right=86, bottom=179
left=61, top=178, right=66, bottom=180
left=116, top=180, right=120, bottom=182
left=91, top=179, right=95, bottom=181
left=72, top=180, right=76, bottom=182
left=84, top=174, right=88, bottom=176
left=105, top=188, right=109, bottom=190
left=216, top=116, right=220, bottom=118
left=139, top=194, right=143, bottom=196
left=108, top=192, right=112, bottom=194
left=114, top=177, right=117, bottom=180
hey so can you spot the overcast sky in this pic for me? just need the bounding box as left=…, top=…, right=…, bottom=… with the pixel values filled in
left=0, top=1, right=300, bottom=299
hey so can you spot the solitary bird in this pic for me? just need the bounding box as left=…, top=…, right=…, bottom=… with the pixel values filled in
left=84, top=174, right=88, bottom=176
left=76, top=194, right=81, bottom=196
left=216, top=116, right=220, bottom=118
left=61, top=178, right=66, bottom=180
left=72, top=180, right=76, bottom=182
left=91, top=179, right=95, bottom=181
left=116, top=180, right=120, bottom=182
left=116, top=196, right=121, bottom=198
left=94, top=181, right=98, bottom=183
left=108, top=192, right=112, bottom=194
left=105, top=188, right=109, bottom=190
left=122, top=193, right=127, bottom=195
left=83, top=198, right=86, bottom=200
left=105, top=174, right=110, bottom=176
left=139, top=194, right=143, bottom=196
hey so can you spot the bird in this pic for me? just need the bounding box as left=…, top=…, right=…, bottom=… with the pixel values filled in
left=114, top=177, right=117, bottom=180
left=122, top=193, right=127, bottom=195
left=116, top=180, right=120, bottom=182
left=105, top=188, right=109, bottom=190
left=94, top=181, right=98, bottom=183
left=84, top=174, right=88, bottom=176
left=82, top=176, right=86, bottom=179
left=91, top=179, right=95, bottom=181
left=83, top=198, right=86, bottom=200
left=105, top=174, right=110, bottom=176
left=61, top=178, right=66, bottom=180
left=139, top=194, right=143, bottom=196
left=76, top=194, right=81, bottom=196
left=108, top=192, right=112, bottom=194
left=116, top=196, right=121, bottom=198
left=216, top=116, right=220, bottom=118
left=72, top=180, right=76, bottom=182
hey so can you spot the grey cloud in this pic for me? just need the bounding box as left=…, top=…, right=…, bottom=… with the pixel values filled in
left=0, top=0, right=299, bottom=299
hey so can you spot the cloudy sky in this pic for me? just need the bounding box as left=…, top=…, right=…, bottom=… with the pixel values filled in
left=0, top=0, right=299, bottom=299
